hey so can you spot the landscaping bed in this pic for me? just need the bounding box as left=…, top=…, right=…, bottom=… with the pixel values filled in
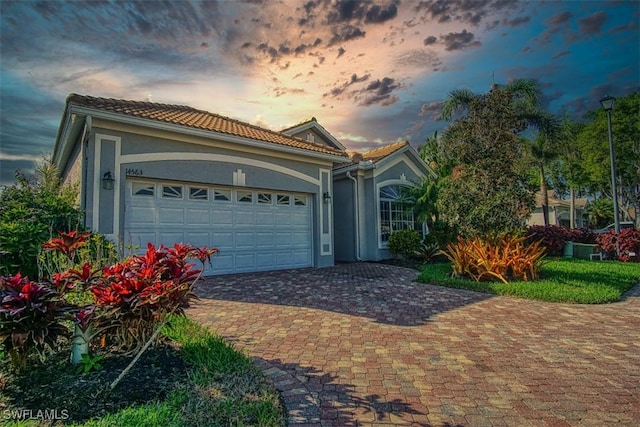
left=417, top=258, right=640, bottom=304
left=0, top=316, right=286, bottom=426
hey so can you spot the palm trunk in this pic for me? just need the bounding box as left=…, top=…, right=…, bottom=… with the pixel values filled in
left=540, top=165, right=549, bottom=226
left=570, top=187, right=576, bottom=229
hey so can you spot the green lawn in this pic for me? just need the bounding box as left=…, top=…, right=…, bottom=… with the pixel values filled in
left=1, top=316, right=285, bottom=427
left=417, top=258, right=640, bottom=304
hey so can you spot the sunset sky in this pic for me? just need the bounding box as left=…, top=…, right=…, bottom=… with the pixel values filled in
left=1, top=0, right=638, bottom=186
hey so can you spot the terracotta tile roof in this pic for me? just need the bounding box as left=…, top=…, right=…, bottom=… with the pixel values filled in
left=334, top=140, right=409, bottom=170
left=66, top=94, right=347, bottom=157
left=280, top=116, right=317, bottom=133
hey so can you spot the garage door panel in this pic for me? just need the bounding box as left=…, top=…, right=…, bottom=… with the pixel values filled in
left=235, top=210, right=255, bottom=225
left=158, top=208, right=184, bottom=225
left=126, top=180, right=312, bottom=276
left=159, top=232, right=184, bottom=246
left=256, top=253, right=274, bottom=267
left=256, top=232, right=275, bottom=247
left=235, top=232, right=256, bottom=248
left=212, top=232, right=234, bottom=249
left=292, top=232, right=310, bottom=246
left=212, top=210, right=233, bottom=225
left=292, top=212, right=309, bottom=226
left=130, top=206, right=155, bottom=225
left=256, top=211, right=275, bottom=226
left=235, top=254, right=256, bottom=270
left=211, top=254, right=234, bottom=273
left=276, top=232, right=292, bottom=246
left=187, top=209, right=210, bottom=225
left=291, top=250, right=311, bottom=265
left=186, top=232, right=210, bottom=247
left=127, top=232, right=156, bottom=251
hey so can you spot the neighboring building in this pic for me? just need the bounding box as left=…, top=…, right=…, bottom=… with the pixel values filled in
left=527, top=190, right=589, bottom=228
left=52, top=94, right=431, bottom=275
left=332, top=141, right=434, bottom=262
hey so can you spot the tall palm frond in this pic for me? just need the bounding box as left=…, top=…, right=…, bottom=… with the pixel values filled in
left=441, top=89, right=476, bottom=121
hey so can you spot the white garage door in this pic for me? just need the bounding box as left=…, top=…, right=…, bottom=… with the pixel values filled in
left=124, top=180, right=312, bottom=275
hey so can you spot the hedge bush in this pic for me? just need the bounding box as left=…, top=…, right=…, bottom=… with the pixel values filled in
left=388, top=230, right=421, bottom=259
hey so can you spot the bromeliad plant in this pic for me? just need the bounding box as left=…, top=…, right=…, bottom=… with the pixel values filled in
left=442, top=235, right=547, bottom=283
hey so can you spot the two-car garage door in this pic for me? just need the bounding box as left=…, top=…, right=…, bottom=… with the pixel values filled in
left=124, top=179, right=312, bottom=275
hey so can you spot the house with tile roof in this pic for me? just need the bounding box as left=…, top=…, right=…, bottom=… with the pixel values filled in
left=332, top=141, right=434, bottom=262
left=53, top=94, right=432, bottom=274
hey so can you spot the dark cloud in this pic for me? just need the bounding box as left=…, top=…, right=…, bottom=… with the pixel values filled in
left=337, top=47, right=346, bottom=58
left=440, top=30, right=481, bottom=51
left=414, top=0, right=510, bottom=27
left=364, top=1, right=399, bottom=24
left=547, top=11, right=572, bottom=26
left=535, top=11, right=573, bottom=45
left=324, top=73, right=371, bottom=99
left=579, top=11, right=607, bottom=35
left=328, top=24, right=366, bottom=46
left=503, top=16, right=530, bottom=27
left=273, top=87, right=306, bottom=97
left=552, top=50, right=570, bottom=60
left=325, top=0, right=398, bottom=25
left=359, top=77, right=400, bottom=106
left=423, top=35, right=437, bottom=45
left=419, top=101, right=442, bottom=119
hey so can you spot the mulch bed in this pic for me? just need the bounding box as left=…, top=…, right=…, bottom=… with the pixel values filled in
left=0, top=341, right=190, bottom=423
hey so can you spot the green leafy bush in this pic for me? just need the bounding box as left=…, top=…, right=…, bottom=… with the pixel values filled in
left=388, top=230, right=421, bottom=258
left=0, top=163, right=83, bottom=278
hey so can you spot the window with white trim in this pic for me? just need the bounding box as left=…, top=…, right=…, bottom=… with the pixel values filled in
left=189, top=187, right=209, bottom=201
left=379, top=184, right=419, bottom=244
left=132, top=182, right=154, bottom=197
left=277, top=194, right=291, bottom=206
left=258, top=193, right=272, bottom=205
left=213, top=188, right=231, bottom=202
left=162, top=185, right=183, bottom=199
left=237, top=190, right=253, bottom=203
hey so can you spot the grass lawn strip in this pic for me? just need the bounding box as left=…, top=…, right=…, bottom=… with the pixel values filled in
left=417, top=258, right=640, bottom=304
left=0, top=316, right=285, bottom=426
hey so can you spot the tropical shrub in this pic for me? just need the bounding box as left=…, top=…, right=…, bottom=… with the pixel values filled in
left=0, top=163, right=83, bottom=278
left=0, top=273, right=73, bottom=369
left=91, top=243, right=217, bottom=354
left=596, top=229, right=640, bottom=261
left=568, top=227, right=596, bottom=244
left=525, top=225, right=569, bottom=256
left=442, top=235, right=546, bottom=283
left=387, top=230, right=421, bottom=259
left=414, top=242, right=441, bottom=264
left=423, top=219, right=457, bottom=248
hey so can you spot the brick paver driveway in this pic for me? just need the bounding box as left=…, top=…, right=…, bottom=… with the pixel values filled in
left=188, top=263, right=640, bottom=426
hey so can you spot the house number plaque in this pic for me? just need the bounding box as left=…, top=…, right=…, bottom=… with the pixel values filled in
left=126, top=168, right=143, bottom=176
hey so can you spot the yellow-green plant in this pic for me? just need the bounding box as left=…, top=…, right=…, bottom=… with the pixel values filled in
left=442, top=235, right=546, bottom=283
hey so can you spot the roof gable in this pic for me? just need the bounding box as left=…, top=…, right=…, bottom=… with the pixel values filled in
left=281, top=117, right=346, bottom=151
left=64, top=94, right=348, bottom=158
left=333, top=141, right=435, bottom=178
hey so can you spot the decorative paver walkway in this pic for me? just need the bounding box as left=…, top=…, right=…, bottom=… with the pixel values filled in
left=188, top=263, right=640, bottom=426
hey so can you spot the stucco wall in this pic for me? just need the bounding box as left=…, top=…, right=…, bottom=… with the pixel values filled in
left=333, top=176, right=356, bottom=261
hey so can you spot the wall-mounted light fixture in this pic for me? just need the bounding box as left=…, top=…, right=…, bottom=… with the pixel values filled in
left=102, top=171, right=115, bottom=190
left=323, top=192, right=331, bottom=204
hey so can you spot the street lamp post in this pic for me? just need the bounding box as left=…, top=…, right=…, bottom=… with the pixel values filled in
left=600, top=94, right=620, bottom=258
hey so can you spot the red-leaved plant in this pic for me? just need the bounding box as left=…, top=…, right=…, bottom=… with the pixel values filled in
left=596, top=229, right=640, bottom=261
left=0, top=273, right=73, bottom=369
left=91, top=243, right=217, bottom=354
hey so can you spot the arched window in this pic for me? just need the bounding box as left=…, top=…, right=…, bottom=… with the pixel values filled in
left=379, top=184, right=420, bottom=244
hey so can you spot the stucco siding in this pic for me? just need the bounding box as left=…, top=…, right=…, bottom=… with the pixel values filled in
left=333, top=177, right=356, bottom=261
